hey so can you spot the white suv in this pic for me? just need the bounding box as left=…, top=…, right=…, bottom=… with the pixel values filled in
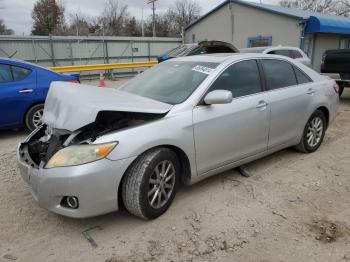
left=240, top=46, right=312, bottom=68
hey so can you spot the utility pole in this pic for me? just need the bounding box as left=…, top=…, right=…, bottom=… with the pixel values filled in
left=152, top=1, right=156, bottom=37
left=148, top=0, right=157, bottom=37
left=141, top=8, right=145, bottom=37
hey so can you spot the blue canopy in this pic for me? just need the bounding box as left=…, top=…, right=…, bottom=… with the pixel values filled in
left=305, top=16, right=350, bottom=35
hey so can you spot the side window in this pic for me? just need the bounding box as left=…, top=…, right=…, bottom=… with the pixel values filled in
left=11, top=66, right=31, bottom=81
left=0, top=64, right=13, bottom=83
left=262, top=60, right=297, bottom=90
left=210, top=60, right=262, bottom=98
left=291, top=50, right=303, bottom=59
left=294, top=67, right=312, bottom=84
left=268, top=50, right=293, bottom=58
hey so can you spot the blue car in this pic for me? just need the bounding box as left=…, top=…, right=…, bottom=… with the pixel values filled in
left=0, top=58, right=79, bottom=131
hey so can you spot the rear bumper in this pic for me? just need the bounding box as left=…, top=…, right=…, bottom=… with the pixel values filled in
left=17, top=143, right=136, bottom=218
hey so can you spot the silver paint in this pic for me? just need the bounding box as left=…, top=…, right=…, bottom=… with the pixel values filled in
left=17, top=54, right=339, bottom=218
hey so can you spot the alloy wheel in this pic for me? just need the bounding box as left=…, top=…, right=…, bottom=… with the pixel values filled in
left=148, top=160, right=176, bottom=209
left=32, top=109, right=44, bottom=129
left=307, top=116, right=324, bottom=148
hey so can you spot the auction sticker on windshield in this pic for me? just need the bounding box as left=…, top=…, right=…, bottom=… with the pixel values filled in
left=192, top=65, right=215, bottom=75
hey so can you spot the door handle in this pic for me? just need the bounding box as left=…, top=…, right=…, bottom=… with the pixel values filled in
left=256, top=101, right=268, bottom=110
left=19, top=89, right=33, bottom=93
left=307, top=88, right=315, bottom=95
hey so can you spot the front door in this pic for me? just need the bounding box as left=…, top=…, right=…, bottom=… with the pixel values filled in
left=0, top=64, right=36, bottom=128
left=193, top=59, right=270, bottom=175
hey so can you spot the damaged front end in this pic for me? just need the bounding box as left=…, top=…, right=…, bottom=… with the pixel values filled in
left=19, top=111, right=166, bottom=168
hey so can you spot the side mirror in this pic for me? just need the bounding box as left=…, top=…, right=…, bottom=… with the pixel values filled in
left=204, top=90, right=233, bottom=105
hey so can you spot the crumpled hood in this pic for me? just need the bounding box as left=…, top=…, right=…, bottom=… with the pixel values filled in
left=42, top=82, right=172, bottom=131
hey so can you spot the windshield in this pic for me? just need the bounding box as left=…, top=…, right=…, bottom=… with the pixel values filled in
left=120, top=61, right=218, bottom=105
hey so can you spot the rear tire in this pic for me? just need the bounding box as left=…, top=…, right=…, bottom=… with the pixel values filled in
left=122, top=148, right=179, bottom=220
left=25, top=104, right=44, bottom=131
left=295, top=110, right=326, bottom=153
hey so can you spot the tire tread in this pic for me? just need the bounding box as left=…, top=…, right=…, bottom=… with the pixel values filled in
left=122, top=148, right=166, bottom=219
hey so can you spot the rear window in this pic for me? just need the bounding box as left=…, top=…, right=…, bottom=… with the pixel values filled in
left=11, top=66, right=31, bottom=81
left=291, top=50, right=303, bottom=59
left=294, top=67, right=312, bottom=84
left=268, top=50, right=293, bottom=58
left=262, top=60, right=297, bottom=90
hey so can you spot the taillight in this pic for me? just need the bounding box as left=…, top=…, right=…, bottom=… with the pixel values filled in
left=333, top=83, right=339, bottom=94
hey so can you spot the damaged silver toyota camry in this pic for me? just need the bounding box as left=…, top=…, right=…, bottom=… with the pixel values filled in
left=17, top=54, right=339, bottom=219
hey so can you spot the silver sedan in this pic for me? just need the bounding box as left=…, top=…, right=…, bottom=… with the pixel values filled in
left=17, top=54, right=339, bottom=219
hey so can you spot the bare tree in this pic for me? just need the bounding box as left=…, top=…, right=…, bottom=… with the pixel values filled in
left=31, top=0, right=65, bottom=35
left=0, top=19, right=14, bottom=35
left=141, top=0, right=201, bottom=37
left=33, top=0, right=199, bottom=37
left=124, top=17, right=142, bottom=37
left=65, top=13, right=96, bottom=36
left=101, top=0, right=129, bottom=36
left=144, top=14, right=172, bottom=37
left=0, top=0, right=14, bottom=35
left=166, top=0, right=201, bottom=36
left=280, top=0, right=350, bottom=16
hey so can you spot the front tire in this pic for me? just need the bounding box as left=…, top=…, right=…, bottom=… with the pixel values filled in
left=25, top=104, right=44, bottom=131
left=295, top=110, right=326, bottom=153
left=122, top=148, right=179, bottom=220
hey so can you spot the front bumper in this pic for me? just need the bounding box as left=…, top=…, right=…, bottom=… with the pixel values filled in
left=17, top=143, right=136, bottom=218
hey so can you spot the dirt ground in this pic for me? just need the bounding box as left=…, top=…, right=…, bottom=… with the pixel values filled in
left=1, top=83, right=350, bottom=262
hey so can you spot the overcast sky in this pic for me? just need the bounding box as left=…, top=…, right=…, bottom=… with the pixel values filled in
left=0, top=0, right=279, bottom=35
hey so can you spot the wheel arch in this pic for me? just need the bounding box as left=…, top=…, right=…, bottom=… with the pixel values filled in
left=316, top=106, right=329, bottom=128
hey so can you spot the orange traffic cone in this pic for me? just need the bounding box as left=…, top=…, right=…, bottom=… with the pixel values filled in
left=99, top=73, right=106, bottom=87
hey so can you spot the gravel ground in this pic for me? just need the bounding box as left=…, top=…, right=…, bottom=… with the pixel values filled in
left=0, top=84, right=350, bottom=262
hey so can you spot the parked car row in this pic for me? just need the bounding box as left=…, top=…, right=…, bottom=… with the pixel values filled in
left=159, top=42, right=312, bottom=67
left=0, top=42, right=318, bottom=131
left=0, top=41, right=340, bottom=220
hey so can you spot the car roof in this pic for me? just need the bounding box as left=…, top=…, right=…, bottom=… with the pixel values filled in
left=169, top=53, right=288, bottom=64
left=0, top=57, right=56, bottom=72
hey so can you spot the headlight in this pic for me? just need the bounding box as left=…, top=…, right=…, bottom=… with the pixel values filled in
left=45, top=142, right=118, bottom=169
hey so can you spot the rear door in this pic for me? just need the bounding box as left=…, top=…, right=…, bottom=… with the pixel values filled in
left=193, top=59, right=270, bottom=174
left=0, top=64, right=36, bottom=128
left=260, top=59, right=314, bottom=149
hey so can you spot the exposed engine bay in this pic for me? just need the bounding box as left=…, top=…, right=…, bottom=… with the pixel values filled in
left=19, top=111, right=165, bottom=167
